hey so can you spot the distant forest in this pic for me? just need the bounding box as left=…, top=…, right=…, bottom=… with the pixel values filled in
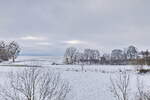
left=64, top=46, right=150, bottom=65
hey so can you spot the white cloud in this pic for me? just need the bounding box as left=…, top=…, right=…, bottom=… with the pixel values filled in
left=36, top=42, right=52, bottom=46
left=62, top=40, right=86, bottom=44
left=20, top=36, right=47, bottom=41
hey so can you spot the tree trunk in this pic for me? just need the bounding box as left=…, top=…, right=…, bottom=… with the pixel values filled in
left=13, top=56, right=15, bottom=62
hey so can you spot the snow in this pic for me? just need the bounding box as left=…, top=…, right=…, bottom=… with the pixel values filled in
left=0, top=56, right=149, bottom=100
left=62, top=71, right=113, bottom=100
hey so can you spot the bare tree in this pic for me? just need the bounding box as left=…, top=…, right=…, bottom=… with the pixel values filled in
left=127, top=45, right=138, bottom=60
left=111, top=49, right=124, bottom=65
left=0, top=68, right=70, bottom=100
left=83, top=49, right=91, bottom=64
left=0, top=41, right=9, bottom=61
left=7, top=41, right=21, bottom=62
left=110, top=71, right=130, bottom=100
left=72, top=51, right=84, bottom=64
left=135, top=77, right=150, bottom=100
left=64, top=47, right=77, bottom=64
left=83, top=49, right=100, bottom=64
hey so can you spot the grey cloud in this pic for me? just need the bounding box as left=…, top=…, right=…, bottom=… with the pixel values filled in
left=0, top=0, right=150, bottom=55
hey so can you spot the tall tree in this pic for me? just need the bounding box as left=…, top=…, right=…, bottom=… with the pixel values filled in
left=64, top=47, right=77, bottom=64
left=127, top=45, right=138, bottom=60
left=0, top=41, right=9, bottom=61
left=7, top=41, right=21, bottom=62
left=111, top=49, right=124, bottom=64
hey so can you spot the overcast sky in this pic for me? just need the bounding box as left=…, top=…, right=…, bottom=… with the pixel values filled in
left=0, top=0, right=150, bottom=56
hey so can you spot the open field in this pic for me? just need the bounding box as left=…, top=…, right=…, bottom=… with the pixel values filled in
left=0, top=56, right=149, bottom=100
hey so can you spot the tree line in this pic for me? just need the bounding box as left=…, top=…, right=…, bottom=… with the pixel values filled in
left=64, top=46, right=150, bottom=65
left=0, top=41, right=20, bottom=62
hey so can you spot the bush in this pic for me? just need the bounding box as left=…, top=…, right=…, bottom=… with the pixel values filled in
left=138, top=69, right=150, bottom=74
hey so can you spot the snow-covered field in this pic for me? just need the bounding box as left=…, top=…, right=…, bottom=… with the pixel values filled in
left=0, top=56, right=149, bottom=100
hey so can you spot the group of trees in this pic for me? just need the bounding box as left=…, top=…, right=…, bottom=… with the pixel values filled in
left=64, top=47, right=101, bottom=65
left=64, top=46, right=150, bottom=65
left=0, top=41, right=20, bottom=62
left=110, top=46, right=138, bottom=65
